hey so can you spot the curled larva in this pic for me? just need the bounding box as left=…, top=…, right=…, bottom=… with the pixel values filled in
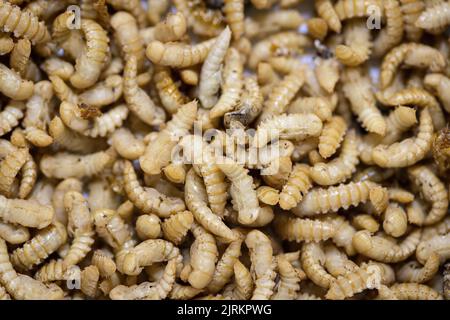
left=184, top=168, right=237, bottom=242
left=122, top=160, right=186, bottom=218
left=40, top=150, right=114, bottom=180
left=323, top=244, right=358, bottom=278
left=301, top=242, right=335, bottom=289
left=273, top=213, right=336, bottom=243
left=308, top=18, right=328, bottom=41
left=371, top=108, right=433, bottom=168
left=146, top=37, right=216, bottom=68
left=342, top=67, right=386, bottom=136
left=335, top=20, right=372, bottom=67
left=318, top=116, right=347, bottom=159
left=416, top=233, right=450, bottom=265
left=0, top=63, right=33, bottom=100
left=288, top=96, right=334, bottom=122
left=352, top=214, right=380, bottom=233
left=136, top=214, right=162, bottom=240
left=40, top=58, right=74, bottom=81
left=93, top=208, right=131, bottom=250
left=272, top=255, right=301, bottom=300
left=162, top=210, right=194, bottom=245
left=0, top=101, right=24, bottom=137
left=199, top=27, right=231, bottom=109
left=85, top=104, right=130, bottom=138
left=424, top=73, right=450, bottom=113
left=0, top=221, right=29, bottom=245
left=154, top=12, right=187, bottom=43
left=154, top=66, right=189, bottom=114
left=248, top=32, right=311, bottom=69
left=10, top=222, right=67, bottom=271
left=415, top=1, right=450, bottom=31
left=256, top=186, right=279, bottom=206
left=245, top=230, right=276, bottom=300
left=334, top=0, right=384, bottom=20
left=380, top=43, right=447, bottom=89
left=315, top=0, right=342, bottom=33
left=52, top=178, right=83, bottom=226
left=399, top=0, right=425, bottom=41
left=0, top=194, right=53, bottom=229
left=92, top=250, right=117, bottom=278
left=106, top=0, right=147, bottom=28
left=279, top=164, right=312, bottom=210
left=383, top=203, right=408, bottom=238
left=111, top=128, right=145, bottom=160
left=10, top=38, right=31, bottom=77
left=209, top=47, right=244, bottom=119
left=254, top=113, right=322, bottom=148
left=373, top=0, right=404, bottom=57
left=79, top=75, right=123, bottom=109
left=139, top=100, right=197, bottom=175
left=292, top=181, right=377, bottom=217
left=0, top=147, right=28, bottom=197
left=207, top=240, right=242, bottom=293
left=352, top=229, right=421, bottom=263
left=389, top=283, right=443, bottom=300
left=310, top=130, right=359, bottom=186
left=396, top=252, right=440, bottom=283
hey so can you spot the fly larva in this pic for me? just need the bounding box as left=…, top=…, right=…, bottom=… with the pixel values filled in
left=314, top=57, right=339, bottom=94
left=256, top=186, right=279, bottom=206
left=353, top=166, right=395, bottom=183
left=168, top=283, right=203, bottom=300
left=254, top=113, right=322, bottom=149
left=63, top=191, right=95, bottom=266
left=248, top=32, right=311, bottom=69
left=111, top=128, right=145, bottom=160
left=179, top=67, right=199, bottom=86
left=352, top=229, right=422, bottom=263
left=40, top=150, right=114, bottom=180
left=315, top=0, right=342, bottom=33
left=0, top=239, right=64, bottom=300
left=407, top=165, right=448, bottom=226
left=323, top=244, right=358, bottom=278
left=51, top=11, right=84, bottom=60
left=224, top=76, right=263, bottom=127
left=50, top=76, right=79, bottom=105
left=0, top=32, right=13, bottom=55
left=87, top=177, right=120, bottom=212
left=335, top=20, right=372, bottom=67
left=0, top=63, right=33, bottom=100
left=110, top=258, right=177, bottom=300
left=379, top=87, right=445, bottom=130
left=224, top=206, right=274, bottom=228
left=272, top=255, right=301, bottom=300
left=301, top=242, right=335, bottom=289
left=52, top=178, right=83, bottom=226
left=85, top=104, right=130, bottom=138
left=49, top=116, right=105, bottom=154
left=308, top=18, right=328, bottom=41
left=117, top=200, right=134, bottom=222
left=273, top=213, right=336, bottom=243
left=147, top=0, right=170, bottom=25
left=261, top=155, right=292, bottom=190
left=80, top=265, right=99, bottom=298
left=92, top=250, right=117, bottom=278
left=10, top=222, right=67, bottom=271
left=373, top=0, right=404, bottom=56
left=223, top=0, right=244, bottom=40
left=0, top=194, right=53, bottom=229
left=163, top=162, right=187, bottom=184
left=0, top=147, right=28, bottom=197
left=421, top=217, right=450, bottom=241
left=209, top=48, right=244, bottom=119
left=288, top=96, right=334, bottom=122
left=122, top=161, right=186, bottom=218
left=124, top=56, right=164, bottom=127
left=106, top=0, right=147, bottom=28
left=100, top=57, right=123, bottom=80
left=424, top=73, right=450, bottom=113
left=184, top=168, right=236, bottom=241
left=79, top=75, right=123, bottom=109
left=154, top=12, right=187, bottom=43
left=245, top=230, right=276, bottom=300
left=140, top=100, right=197, bottom=175
left=380, top=43, right=447, bottom=89
left=40, top=58, right=74, bottom=81
left=388, top=188, right=414, bottom=204
left=0, top=1, right=50, bottom=44
left=223, top=261, right=253, bottom=300
left=399, top=0, right=425, bottom=41
left=279, top=164, right=312, bottom=210
left=334, top=0, right=383, bottom=20
left=389, top=283, right=443, bottom=300
left=136, top=214, right=162, bottom=240
left=318, top=116, right=347, bottom=159
left=383, top=203, right=408, bottom=238
left=146, top=37, right=217, bottom=68
left=154, top=66, right=189, bottom=114
left=342, top=67, right=386, bottom=136
left=161, top=210, right=194, bottom=245
left=199, top=27, right=231, bottom=109
left=93, top=208, right=131, bottom=250
left=352, top=214, right=380, bottom=233
left=29, top=178, right=54, bottom=207
left=257, top=62, right=279, bottom=86
left=0, top=221, right=29, bottom=245
left=416, top=233, right=450, bottom=265
left=310, top=130, right=359, bottom=186
left=244, top=10, right=304, bottom=40
left=139, top=27, right=156, bottom=46
left=292, top=181, right=377, bottom=217
left=0, top=101, right=24, bottom=138
left=110, top=12, right=145, bottom=70
left=217, top=159, right=260, bottom=225
left=10, top=38, right=31, bottom=77
left=69, top=20, right=109, bottom=89
left=396, top=252, right=440, bottom=283
left=207, top=240, right=242, bottom=293
left=371, top=108, right=433, bottom=168
left=415, top=1, right=450, bottom=31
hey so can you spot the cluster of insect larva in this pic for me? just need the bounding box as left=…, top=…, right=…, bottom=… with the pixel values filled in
left=0, top=0, right=448, bottom=301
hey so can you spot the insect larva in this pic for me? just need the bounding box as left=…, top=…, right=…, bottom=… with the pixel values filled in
left=318, top=116, right=347, bottom=159
left=256, top=186, right=279, bottom=206
left=310, top=130, right=359, bottom=186
left=342, top=67, right=386, bottom=135
left=209, top=48, right=244, bottom=119
left=315, top=0, right=342, bottom=33
left=0, top=147, right=28, bottom=197
left=111, top=128, right=145, bottom=161
left=380, top=43, right=447, bottom=89
left=106, top=0, right=147, bottom=28
left=352, top=229, right=422, bottom=263
left=49, top=75, right=79, bottom=105
left=301, top=242, right=335, bottom=288
left=91, top=249, right=117, bottom=278
left=146, top=37, right=216, bottom=68
left=334, top=0, right=383, bottom=20
left=154, top=12, right=187, bottom=43
left=274, top=213, right=336, bottom=242
left=279, top=164, right=312, bottom=210
left=135, top=214, right=161, bottom=240
left=314, top=57, right=339, bottom=94
left=0, top=32, right=13, bottom=55
left=352, top=214, right=380, bottom=233
left=161, top=211, right=194, bottom=245
left=399, top=0, right=425, bottom=41
left=288, top=96, right=333, bottom=122
left=323, top=244, right=358, bottom=278
left=179, top=67, right=199, bottom=86
left=93, top=208, right=132, bottom=251
left=10, top=38, right=31, bottom=77
left=79, top=75, right=123, bottom=109
left=0, top=63, right=33, bottom=100
left=207, top=240, right=242, bottom=293
left=199, top=27, right=231, bottom=109
left=245, top=10, right=304, bottom=40
left=424, top=73, right=450, bottom=113
left=372, top=108, right=433, bottom=168
left=416, top=233, right=450, bottom=265
left=40, top=58, right=74, bottom=81
left=154, top=66, right=189, bottom=114
left=335, top=20, right=372, bottom=67
left=85, top=104, right=129, bottom=138
left=272, top=255, right=301, bottom=300
left=147, top=0, right=170, bottom=25
left=0, top=221, right=29, bottom=245
left=383, top=203, right=408, bottom=238
left=389, top=283, right=443, bottom=300
left=223, top=0, right=244, bottom=40
left=223, top=260, right=253, bottom=300
left=353, top=166, right=395, bottom=183
left=373, top=0, right=404, bottom=57
left=308, top=18, right=328, bottom=41
left=415, top=1, right=450, bottom=30
left=292, top=181, right=377, bottom=217
left=396, top=252, right=440, bottom=283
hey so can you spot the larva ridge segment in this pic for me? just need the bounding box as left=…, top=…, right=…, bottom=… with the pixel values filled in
left=318, top=116, right=347, bottom=159
left=273, top=213, right=336, bottom=242
left=301, top=242, right=335, bottom=288
left=415, top=1, right=450, bottom=30
left=389, top=283, right=443, bottom=300
left=279, top=164, right=312, bottom=210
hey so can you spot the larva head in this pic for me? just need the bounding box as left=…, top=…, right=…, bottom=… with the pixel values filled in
left=64, top=191, right=93, bottom=235
left=110, top=11, right=136, bottom=30
left=146, top=41, right=166, bottom=64
left=352, top=230, right=374, bottom=254
left=122, top=252, right=142, bottom=276
left=416, top=239, right=433, bottom=265
left=34, top=80, right=53, bottom=100
left=238, top=207, right=260, bottom=225
left=369, top=186, right=389, bottom=215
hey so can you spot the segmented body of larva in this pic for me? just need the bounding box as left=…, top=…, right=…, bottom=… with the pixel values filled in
left=353, top=229, right=422, bottom=263
left=207, top=240, right=242, bottom=293
left=373, top=0, right=404, bottom=57
left=315, top=57, right=339, bottom=93
left=288, top=96, right=334, bottom=122
left=154, top=66, right=189, bottom=114
left=223, top=0, right=244, bottom=40
left=106, top=0, right=147, bottom=28
left=91, top=250, right=117, bottom=278
left=415, top=1, right=450, bottom=30
left=154, top=12, right=187, bottom=43
left=424, top=73, right=450, bottom=113
left=399, top=0, right=425, bottom=41
left=335, top=20, right=372, bottom=67
left=111, top=128, right=145, bottom=160
left=396, top=252, right=440, bottom=283
left=389, top=283, right=443, bottom=300
left=0, top=102, right=24, bottom=137
left=223, top=260, right=253, bottom=300
left=308, top=18, right=329, bottom=41
left=315, top=0, right=342, bottom=33
left=272, top=255, right=301, bottom=299
left=93, top=209, right=131, bottom=251
left=334, top=0, right=383, bottom=20
left=10, top=38, right=30, bottom=77
left=383, top=203, right=408, bottom=238
left=85, top=104, right=130, bottom=138
left=301, top=242, right=335, bottom=288
left=256, top=186, right=279, bottom=206
left=279, top=164, right=312, bottom=210
left=136, top=214, right=161, bottom=240
left=0, top=194, right=53, bottom=228
left=324, top=244, right=358, bottom=278
left=79, top=75, right=123, bottom=109
left=318, top=116, right=347, bottom=159
left=0, top=32, right=13, bottom=56
left=352, top=214, right=380, bottom=233
left=0, top=147, right=28, bottom=197
left=161, top=211, right=194, bottom=245
left=416, top=233, right=450, bottom=265
left=273, top=213, right=336, bottom=242
left=0, top=63, right=33, bottom=100
left=40, top=58, right=74, bottom=80
left=0, top=221, right=29, bottom=245
left=168, top=283, right=203, bottom=300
